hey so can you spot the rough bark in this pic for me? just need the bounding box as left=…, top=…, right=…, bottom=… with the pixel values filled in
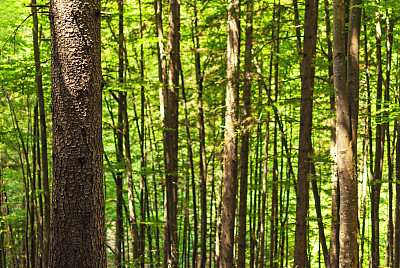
left=220, top=0, right=240, bottom=265
left=294, top=0, right=318, bottom=267
left=237, top=0, right=252, bottom=266
left=49, top=0, right=106, bottom=265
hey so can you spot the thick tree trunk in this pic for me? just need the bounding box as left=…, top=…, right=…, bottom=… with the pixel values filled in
left=294, top=0, right=318, bottom=267
left=163, top=0, right=180, bottom=266
left=220, top=0, right=240, bottom=266
left=237, top=0, right=252, bottom=266
left=333, top=0, right=360, bottom=266
left=49, top=0, right=106, bottom=266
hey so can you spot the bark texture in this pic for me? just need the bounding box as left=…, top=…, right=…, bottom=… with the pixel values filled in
left=221, top=0, right=240, bottom=266
left=49, top=0, right=106, bottom=266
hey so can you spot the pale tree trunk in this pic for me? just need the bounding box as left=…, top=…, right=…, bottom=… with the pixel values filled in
left=324, top=0, right=339, bottom=266
left=220, top=0, right=240, bottom=266
left=294, top=0, right=318, bottom=267
left=192, top=0, right=205, bottom=265
left=237, top=0, right=252, bottom=266
left=333, top=0, right=361, bottom=266
left=371, top=4, right=384, bottom=267
left=163, top=0, right=180, bottom=266
left=49, top=0, right=106, bottom=265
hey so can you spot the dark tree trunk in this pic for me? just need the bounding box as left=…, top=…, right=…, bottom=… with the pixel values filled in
left=395, top=120, right=400, bottom=268
left=237, top=0, right=253, bottom=266
left=294, top=0, right=318, bottom=267
left=49, top=0, right=106, bottom=266
left=31, top=0, right=51, bottom=266
left=115, top=0, right=124, bottom=265
left=163, top=0, right=180, bottom=266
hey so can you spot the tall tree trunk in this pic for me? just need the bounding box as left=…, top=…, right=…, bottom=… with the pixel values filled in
left=163, top=0, right=180, bottom=265
left=49, top=0, right=106, bottom=265
left=179, top=57, right=198, bottom=267
left=115, top=0, right=124, bottom=265
left=294, top=0, right=318, bottom=267
left=371, top=4, right=384, bottom=267
left=333, top=0, right=360, bottom=266
left=138, top=0, right=148, bottom=265
left=384, top=14, right=394, bottom=268
left=237, top=0, right=253, bottom=266
left=324, top=0, right=339, bottom=266
left=360, top=10, right=372, bottom=268
left=220, top=0, right=240, bottom=265
left=31, top=1, right=50, bottom=266
left=395, top=119, right=400, bottom=268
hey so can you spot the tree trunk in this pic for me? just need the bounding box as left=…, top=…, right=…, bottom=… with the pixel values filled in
left=31, top=0, right=51, bottom=266
left=395, top=120, right=400, bottom=268
left=324, top=0, right=339, bottom=266
left=384, top=15, right=394, bottom=268
left=294, top=0, right=318, bottom=267
left=333, top=0, right=360, bottom=266
left=163, top=0, right=180, bottom=265
left=115, top=0, right=124, bottom=265
left=49, top=0, right=106, bottom=265
left=220, top=0, right=240, bottom=266
left=371, top=5, right=384, bottom=267
left=237, top=0, right=252, bottom=266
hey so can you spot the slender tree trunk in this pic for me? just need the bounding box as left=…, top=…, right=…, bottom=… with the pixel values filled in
left=237, top=0, right=253, bottom=266
left=49, top=0, right=106, bottom=265
left=395, top=119, right=400, bottom=268
left=294, top=0, right=318, bottom=267
left=220, top=0, right=240, bottom=266
left=163, top=0, right=180, bottom=265
left=360, top=10, right=372, bottom=267
left=371, top=4, right=384, bottom=267
left=138, top=0, right=148, bottom=265
left=31, top=104, right=38, bottom=268
left=310, top=161, right=330, bottom=268
left=192, top=1, right=208, bottom=265
left=115, top=0, right=124, bottom=265
left=179, top=57, right=198, bottom=268
left=324, top=1, right=339, bottom=266
left=31, top=1, right=50, bottom=266
left=384, top=14, right=394, bottom=268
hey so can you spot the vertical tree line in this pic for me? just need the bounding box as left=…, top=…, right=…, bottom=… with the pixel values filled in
left=1, top=0, right=400, bottom=267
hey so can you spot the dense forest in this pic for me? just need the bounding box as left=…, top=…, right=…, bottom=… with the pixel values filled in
left=0, top=0, right=399, bottom=266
